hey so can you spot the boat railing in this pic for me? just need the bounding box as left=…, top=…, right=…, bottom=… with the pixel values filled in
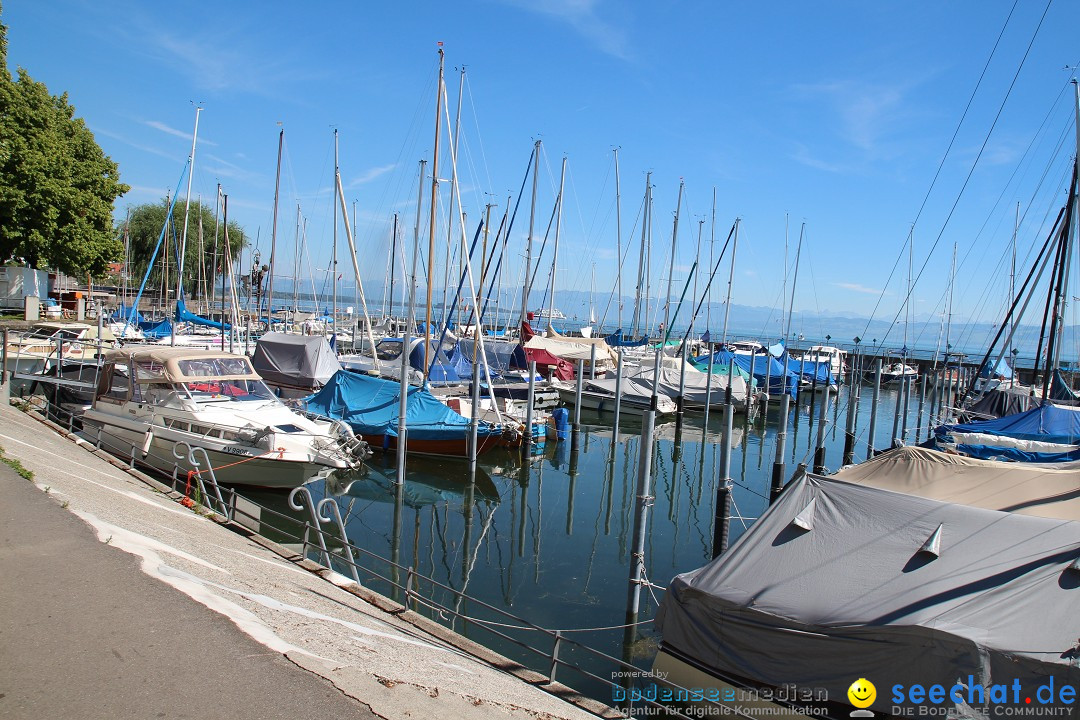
left=26, top=394, right=745, bottom=720
left=3, top=326, right=105, bottom=397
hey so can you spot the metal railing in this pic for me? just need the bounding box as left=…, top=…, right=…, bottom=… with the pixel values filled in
left=19, top=392, right=770, bottom=720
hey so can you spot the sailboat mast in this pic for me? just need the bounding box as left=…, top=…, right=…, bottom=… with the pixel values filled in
left=442, top=66, right=466, bottom=323
left=661, top=180, right=684, bottom=343
left=177, top=106, right=201, bottom=304
left=784, top=223, right=804, bottom=341
left=613, top=148, right=623, bottom=328
left=267, top=127, right=283, bottom=331
left=521, top=140, right=540, bottom=331
left=292, top=203, right=301, bottom=332
left=332, top=129, right=339, bottom=338
left=547, top=156, right=567, bottom=332
left=691, top=218, right=703, bottom=339
left=390, top=213, right=398, bottom=321
left=632, top=172, right=650, bottom=338
left=707, top=188, right=715, bottom=338
left=721, top=219, right=739, bottom=345
left=424, top=47, right=446, bottom=377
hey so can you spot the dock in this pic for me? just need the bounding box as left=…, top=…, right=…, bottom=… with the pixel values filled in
left=0, top=400, right=616, bottom=720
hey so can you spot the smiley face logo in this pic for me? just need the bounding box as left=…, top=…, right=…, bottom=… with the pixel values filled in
left=847, top=678, right=876, bottom=709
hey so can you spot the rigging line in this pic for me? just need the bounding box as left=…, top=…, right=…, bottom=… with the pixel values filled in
left=859, top=0, right=1025, bottom=340
left=463, top=73, right=495, bottom=199
left=872, top=0, right=1054, bottom=350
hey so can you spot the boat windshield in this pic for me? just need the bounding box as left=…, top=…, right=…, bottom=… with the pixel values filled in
left=180, top=378, right=278, bottom=403
left=374, top=340, right=405, bottom=361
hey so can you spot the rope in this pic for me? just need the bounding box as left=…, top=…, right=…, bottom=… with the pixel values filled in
left=181, top=447, right=284, bottom=508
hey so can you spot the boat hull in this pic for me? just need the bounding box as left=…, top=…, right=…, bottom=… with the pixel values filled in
left=80, top=413, right=339, bottom=489
left=360, top=432, right=503, bottom=458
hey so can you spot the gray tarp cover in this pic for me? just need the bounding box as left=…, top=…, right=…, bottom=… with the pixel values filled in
left=251, top=332, right=342, bottom=390
left=656, top=473, right=1080, bottom=715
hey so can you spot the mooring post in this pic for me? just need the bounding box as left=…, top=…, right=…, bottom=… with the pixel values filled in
left=813, top=373, right=829, bottom=473
left=626, top=408, right=656, bottom=622
left=572, top=359, right=584, bottom=451
left=900, top=365, right=913, bottom=444
left=866, top=359, right=882, bottom=459
left=771, top=392, right=790, bottom=502
left=703, top=345, right=714, bottom=427
left=469, top=357, right=480, bottom=471
left=612, top=350, right=623, bottom=445
left=915, top=371, right=928, bottom=442
left=713, top=393, right=735, bottom=557
left=523, top=360, right=536, bottom=456
left=675, top=344, right=686, bottom=432
left=746, top=350, right=756, bottom=417
left=843, top=374, right=858, bottom=466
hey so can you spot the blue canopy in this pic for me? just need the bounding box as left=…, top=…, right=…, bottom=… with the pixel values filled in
left=176, top=293, right=230, bottom=331
left=1050, top=369, right=1078, bottom=403
left=979, top=357, right=1014, bottom=380
left=787, top=358, right=833, bottom=385
left=303, top=371, right=501, bottom=444
left=138, top=318, right=173, bottom=339
left=604, top=329, right=649, bottom=347
left=707, top=349, right=798, bottom=398
left=935, top=403, right=1080, bottom=445
left=111, top=303, right=144, bottom=324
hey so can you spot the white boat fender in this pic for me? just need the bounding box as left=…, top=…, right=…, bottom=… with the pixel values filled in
left=141, top=428, right=154, bottom=457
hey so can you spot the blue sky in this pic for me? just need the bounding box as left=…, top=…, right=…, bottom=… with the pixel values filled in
left=5, top=0, right=1080, bottom=340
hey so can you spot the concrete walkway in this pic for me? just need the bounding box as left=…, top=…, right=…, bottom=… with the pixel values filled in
left=0, top=401, right=615, bottom=720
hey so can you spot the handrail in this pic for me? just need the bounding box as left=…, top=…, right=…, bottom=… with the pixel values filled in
left=27, top=395, right=751, bottom=720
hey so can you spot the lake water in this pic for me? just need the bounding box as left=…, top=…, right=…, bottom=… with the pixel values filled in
left=238, top=379, right=935, bottom=702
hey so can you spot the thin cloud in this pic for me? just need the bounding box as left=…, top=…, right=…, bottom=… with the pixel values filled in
left=92, top=126, right=178, bottom=162
left=144, top=119, right=218, bottom=146
left=345, top=164, right=397, bottom=189
left=835, top=281, right=887, bottom=295
left=500, top=0, right=631, bottom=60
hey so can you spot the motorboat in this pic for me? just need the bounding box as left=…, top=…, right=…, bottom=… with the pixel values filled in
left=3, top=321, right=116, bottom=393
left=80, top=347, right=369, bottom=488
left=799, top=345, right=847, bottom=381
left=880, top=362, right=918, bottom=384
left=549, top=377, right=679, bottom=417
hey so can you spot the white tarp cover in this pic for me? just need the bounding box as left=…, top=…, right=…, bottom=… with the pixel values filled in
left=251, top=332, right=342, bottom=390
left=833, top=445, right=1080, bottom=521
left=656, top=473, right=1080, bottom=715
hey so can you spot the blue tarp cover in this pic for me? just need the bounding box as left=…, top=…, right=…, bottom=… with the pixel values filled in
left=979, top=357, right=1014, bottom=379
left=176, top=294, right=230, bottom=331
left=708, top=349, right=799, bottom=398
left=936, top=403, right=1080, bottom=445
left=604, top=329, right=649, bottom=348
left=304, top=370, right=500, bottom=442
left=111, top=303, right=145, bottom=324
left=1050, top=369, right=1079, bottom=403
left=787, top=358, right=833, bottom=384
left=138, top=318, right=173, bottom=339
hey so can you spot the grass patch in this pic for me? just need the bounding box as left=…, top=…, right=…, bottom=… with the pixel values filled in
left=0, top=445, right=34, bottom=481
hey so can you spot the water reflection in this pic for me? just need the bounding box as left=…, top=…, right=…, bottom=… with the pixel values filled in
left=232, top=381, right=930, bottom=702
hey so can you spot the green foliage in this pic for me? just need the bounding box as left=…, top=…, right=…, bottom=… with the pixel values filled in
left=0, top=10, right=129, bottom=278
left=120, top=199, right=246, bottom=297
left=0, top=445, right=34, bottom=481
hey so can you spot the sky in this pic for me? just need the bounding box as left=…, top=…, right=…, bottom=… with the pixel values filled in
left=5, top=0, right=1080, bottom=347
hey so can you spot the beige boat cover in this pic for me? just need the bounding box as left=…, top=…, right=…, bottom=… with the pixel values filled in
left=833, top=445, right=1080, bottom=521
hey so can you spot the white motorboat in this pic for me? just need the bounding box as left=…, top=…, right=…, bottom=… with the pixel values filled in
left=800, top=345, right=847, bottom=381
left=880, top=362, right=918, bottom=385
left=3, top=322, right=116, bottom=392
left=80, top=346, right=369, bottom=488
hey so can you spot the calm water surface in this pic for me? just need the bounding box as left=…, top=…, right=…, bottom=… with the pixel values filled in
left=239, top=379, right=937, bottom=701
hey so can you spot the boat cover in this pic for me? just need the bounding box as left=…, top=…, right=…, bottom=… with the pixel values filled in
left=454, top=338, right=527, bottom=373
left=710, top=349, right=798, bottom=398
left=625, top=366, right=747, bottom=406
left=304, top=370, right=500, bottom=443
left=787, top=358, right=833, bottom=384
left=833, top=445, right=1080, bottom=521
left=1050, top=368, right=1080, bottom=403
left=936, top=402, right=1080, bottom=445
left=979, top=357, right=1014, bottom=379
left=111, top=303, right=145, bottom=324
left=252, top=332, right=342, bottom=391
left=523, top=347, right=575, bottom=380
left=176, top=293, right=230, bottom=330
left=656, top=472, right=1080, bottom=713
left=961, top=386, right=1034, bottom=420
left=604, top=329, right=649, bottom=347
left=138, top=318, right=173, bottom=339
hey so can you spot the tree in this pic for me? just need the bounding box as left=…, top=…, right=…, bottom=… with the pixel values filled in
left=0, top=9, right=129, bottom=278
left=121, top=199, right=247, bottom=300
